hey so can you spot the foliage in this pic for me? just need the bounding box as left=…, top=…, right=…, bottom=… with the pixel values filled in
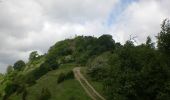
left=65, top=70, right=74, bottom=79
left=39, top=88, right=51, bottom=100
left=3, top=82, right=19, bottom=99
left=57, top=73, right=66, bottom=84
left=46, top=39, right=73, bottom=63
left=6, top=65, right=13, bottom=74
left=146, top=36, right=155, bottom=48
left=27, top=62, right=51, bottom=83
left=97, top=34, right=115, bottom=52
left=85, top=20, right=170, bottom=100
left=13, top=60, right=26, bottom=71
left=88, top=40, right=170, bottom=100
left=157, top=19, right=170, bottom=56
left=29, top=51, right=39, bottom=62
left=103, top=45, right=170, bottom=100
left=73, top=35, right=115, bottom=65
left=57, top=71, right=74, bottom=84
left=87, top=52, right=110, bottom=81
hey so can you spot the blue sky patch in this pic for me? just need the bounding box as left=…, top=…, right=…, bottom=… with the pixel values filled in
left=106, top=0, right=138, bottom=27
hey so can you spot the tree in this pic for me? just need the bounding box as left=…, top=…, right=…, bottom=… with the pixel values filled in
left=98, top=34, right=115, bottom=51
left=157, top=19, right=170, bottom=56
left=100, top=40, right=170, bottom=100
left=13, top=60, right=26, bottom=71
left=29, top=51, right=39, bottom=61
left=124, top=40, right=134, bottom=47
left=6, top=65, right=13, bottom=74
left=87, top=52, right=110, bottom=81
left=146, top=36, right=154, bottom=48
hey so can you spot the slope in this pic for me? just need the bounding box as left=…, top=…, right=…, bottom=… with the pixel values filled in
left=8, top=64, right=92, bottom=100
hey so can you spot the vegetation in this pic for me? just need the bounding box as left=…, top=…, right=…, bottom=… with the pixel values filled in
left=13, top=60, right=26, bottom=71
left=0, top=19, right=170, bottom=100
left=24, top=64, right=91, bottom=100
left=29, top=51, right=39, bottom=62
left=157, top=19, right=170, bottom=56
left=57, top=71, right=74, bottom=84
left=86, top=19, right=170, bottom=100
left=39, top=88, right=51, bottom=100
left=6, top=65, right=13, bottom=74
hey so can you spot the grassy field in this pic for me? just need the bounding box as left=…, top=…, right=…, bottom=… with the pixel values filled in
left=9, top=64, right=92, bottom=100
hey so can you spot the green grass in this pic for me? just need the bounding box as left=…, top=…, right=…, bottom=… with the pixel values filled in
left=9, top=64, right=92, bottom=100
left=81, top=67, right=104, bottom=98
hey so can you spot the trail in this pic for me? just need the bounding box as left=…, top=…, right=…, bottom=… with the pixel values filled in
left=73, top=67, right=106, bottom=100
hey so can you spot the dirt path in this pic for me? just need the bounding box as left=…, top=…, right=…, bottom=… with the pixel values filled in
left=73, top=67, right=106, bottom=100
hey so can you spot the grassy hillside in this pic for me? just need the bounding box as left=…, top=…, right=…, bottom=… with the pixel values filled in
left=8, top=64, right=91, bottom=100
left=0, top=35, right=114, bottom=100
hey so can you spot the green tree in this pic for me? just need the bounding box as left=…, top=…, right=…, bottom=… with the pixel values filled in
left=102, top=43, right=170, bottom=100
left=29, top=51, right=39, bottom=61
left=98, top=34, right=115, bottom=51
left=146, top=36, right=154, bottom=48
left=13, top=60, right=26, bottom=71
left=157, top=19, right=170, bottom=56
left=6, top=65, right=13, bottom=74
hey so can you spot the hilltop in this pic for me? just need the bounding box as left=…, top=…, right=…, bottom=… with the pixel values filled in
left=0, top=34, right=115, bottom=100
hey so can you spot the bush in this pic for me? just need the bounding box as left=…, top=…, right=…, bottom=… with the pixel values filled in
left=39, top=88, right=51, bottom=100
left=87, top=52, right=110, bottom=81
left=57, top=73, right=66, bottom=84
left=3, top=82, right=19, bottom=99
left=57, top=71, right=74, bottom=84
left=65, top=70, right=74, bottom=79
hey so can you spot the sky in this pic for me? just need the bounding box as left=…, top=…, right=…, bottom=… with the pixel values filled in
left=0, top=0, right=170, bottom=73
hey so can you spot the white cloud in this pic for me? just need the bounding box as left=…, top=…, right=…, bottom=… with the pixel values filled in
left=0, top=0, right=118, bottom=73
left=36, top=0, right=119, bottom=23
left=109, top=0, right=170, bottom=44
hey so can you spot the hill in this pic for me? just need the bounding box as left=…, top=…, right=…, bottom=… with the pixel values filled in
left=0, top=19, right=170, bottom=100
left=0, top=34, right=115, bottom=100
left=8, top=64, right=91, bottom=100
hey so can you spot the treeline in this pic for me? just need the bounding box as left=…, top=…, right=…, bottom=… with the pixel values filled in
left=87, top=19, right=170, bottom=100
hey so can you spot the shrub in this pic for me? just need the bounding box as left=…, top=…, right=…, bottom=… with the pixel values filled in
left=57, top=73, right=66, bottom=84
left=65, top=71, right=74, bottom=79
left=57, top=71, right=74, bottom=84
left=39, top=88, right=51, bottom=100
left=3, top=82, right=19, bottom=99
left=87, top=52, right=110, bottom=81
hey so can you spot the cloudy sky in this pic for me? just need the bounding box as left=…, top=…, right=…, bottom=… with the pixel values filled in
left=0, top=0, right=170, bottom=73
